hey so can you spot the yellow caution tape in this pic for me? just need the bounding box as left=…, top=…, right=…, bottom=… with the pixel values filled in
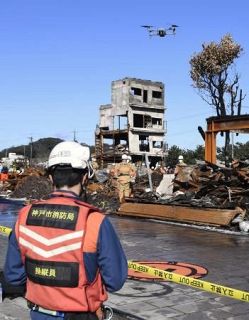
left=0, top=225, right=12, bottom=236
left=128, top=261, right=249, bottom=302
left=1, top=224, right=248, bottom=302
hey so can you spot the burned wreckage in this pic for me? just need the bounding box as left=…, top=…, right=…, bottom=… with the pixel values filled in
left=118, top=161, right=247, bottom=229
left=2, top=78, right=249, bottom=232
left=118, top=115, right=249, bottom=230
left=92, top=78, right=249, bottom=230
left=95, top=78, right=167, bottom=166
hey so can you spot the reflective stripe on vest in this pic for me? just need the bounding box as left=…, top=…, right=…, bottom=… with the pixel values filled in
left=19, top=225, right=83, bottom=258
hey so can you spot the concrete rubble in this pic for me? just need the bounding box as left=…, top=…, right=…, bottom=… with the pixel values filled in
left=2, top=160, right=249, bottom=231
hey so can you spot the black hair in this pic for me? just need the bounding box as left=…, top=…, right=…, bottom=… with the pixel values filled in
left=48, top=166, right=88, bottom=189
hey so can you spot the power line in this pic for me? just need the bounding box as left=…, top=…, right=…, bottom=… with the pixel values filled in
left=167, top=112, right=212, bottom=122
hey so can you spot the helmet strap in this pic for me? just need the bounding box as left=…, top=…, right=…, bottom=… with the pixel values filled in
left=79, top=182, right=87, bottom=201
left=79, top=173, right=88, bottom=200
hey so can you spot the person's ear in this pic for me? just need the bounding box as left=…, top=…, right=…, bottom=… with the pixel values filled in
left=49, top=174, right=56, bottom=190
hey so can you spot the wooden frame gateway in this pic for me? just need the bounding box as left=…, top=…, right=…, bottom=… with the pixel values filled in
left=205, top=115, right=249, bottom=163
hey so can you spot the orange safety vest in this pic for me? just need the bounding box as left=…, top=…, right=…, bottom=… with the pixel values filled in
left=15, top=193, right=107, bottom=312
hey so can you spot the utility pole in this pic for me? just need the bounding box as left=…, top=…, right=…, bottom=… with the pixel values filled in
left=145, top=153, right=153, bottom=191
left=73, top=130, right=77, bottom=142
left=28, top=136, right=33, bottom=166
left=231, top=132, right=234, bottom=160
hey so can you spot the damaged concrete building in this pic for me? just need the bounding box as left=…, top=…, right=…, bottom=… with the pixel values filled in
left=95, top=78, right=167, bottom=166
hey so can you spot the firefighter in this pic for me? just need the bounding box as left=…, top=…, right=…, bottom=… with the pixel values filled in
left=174, top=155, right=187, bottom=176
left=178, top=155, right=185, bottom=165
left=3, top=141, right=127, bottom=320
left=114, top=154, right=136, bottom=203
left=0, top=165, right=9, bottom=182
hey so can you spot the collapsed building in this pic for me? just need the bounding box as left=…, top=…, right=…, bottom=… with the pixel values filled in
left=95, top=78, right=167, bottom=167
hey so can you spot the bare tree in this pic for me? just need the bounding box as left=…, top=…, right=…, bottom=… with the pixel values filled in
left=190, top=34, right=245, bottom=164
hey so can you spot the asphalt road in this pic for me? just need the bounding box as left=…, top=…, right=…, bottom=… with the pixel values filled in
left=1, top=214, right=249, bottom=319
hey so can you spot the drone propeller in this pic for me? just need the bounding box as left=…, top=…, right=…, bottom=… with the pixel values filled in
left=141, top=25, right=154, bottom=29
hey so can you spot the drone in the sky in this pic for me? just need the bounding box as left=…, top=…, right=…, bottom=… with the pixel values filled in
left=141, top=24, right=179, bottom=37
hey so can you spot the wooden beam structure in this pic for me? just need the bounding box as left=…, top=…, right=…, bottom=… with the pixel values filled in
left=118, top=201, right=244, bottom=226
left=205, top=115, right=249, bottom=164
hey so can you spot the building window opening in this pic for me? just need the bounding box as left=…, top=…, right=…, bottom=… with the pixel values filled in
left=112, top=139, right=128, bottom=153
left=143, top=90, right=148, bottom=103
left=131, top=87, right=142, bottom=96
left=152, top=141, right=163, bottom=148
left=144, top=115, right=152, bottom=128
left=139, top=135, right=150, bottom=152
left=152, top=90, right=162, bottom=99
left=152, top=118, right=162, bottom=127
left=133, top=114, right=152, bottom=128
left=103, top=141, right=114, bottom=153
left=114, top=115, right=127, bottom=130
left=117, top=139, right=128, bottom=151
left=133, top=114, right=143, bottom=128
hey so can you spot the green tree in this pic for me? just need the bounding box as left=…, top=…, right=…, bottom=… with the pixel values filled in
left=217, top=141, right=249, bottom=162
left=233, top=142, right=249, bottom=160
left=165, top=145, right=182, bottom=167
left=182, top=149, right=196, bottom=165
left=193, top=145, right=205, bottom=161
left=190, top=34, right=245, bottom=165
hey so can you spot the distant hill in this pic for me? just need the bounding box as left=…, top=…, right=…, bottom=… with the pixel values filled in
left=0, top=138, right=112, bottom=163
left=0, top=137, right=63, bottom=162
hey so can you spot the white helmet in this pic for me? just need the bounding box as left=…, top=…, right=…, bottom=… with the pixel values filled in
left=121, top=154, right=128, bottom=160
left=48, top=141, right=90, bottom=170
left=178, top=155, right=184, bottom=160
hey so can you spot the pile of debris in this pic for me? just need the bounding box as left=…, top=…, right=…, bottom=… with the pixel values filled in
left=130, top=161, right=249, bottom=211
left=0, top=166, right=120, bottom=211
left=86, top=177, right=120, bottom=213
left=170, top=161, right=249, bottom=212
left=4, top=160, right=249, bottom=226
left=11, top=175, right=52, bottom=200
left=0, top=167, right=46, bottom=194
left=0, top=167, right=53, bottom=200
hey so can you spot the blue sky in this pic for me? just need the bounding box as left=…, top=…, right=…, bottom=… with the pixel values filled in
left=0, top=0, right=248, bottom=151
